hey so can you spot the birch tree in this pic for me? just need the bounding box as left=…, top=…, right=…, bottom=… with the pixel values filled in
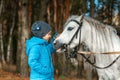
left=6, top=1, right=16, bottom=64
left=0, top=0, right=5, bottom=69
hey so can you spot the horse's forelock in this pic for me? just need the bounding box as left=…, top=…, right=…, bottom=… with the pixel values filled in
left=63, top=15, right=80, bottom=29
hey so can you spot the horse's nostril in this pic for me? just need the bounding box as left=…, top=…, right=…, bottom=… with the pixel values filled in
left=54, top=42, right=56, bottom=45
left=53, top=40, right=57, bottom=45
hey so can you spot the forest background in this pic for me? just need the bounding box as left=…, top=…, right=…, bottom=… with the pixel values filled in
left=0, top=0, right=120, bottom=80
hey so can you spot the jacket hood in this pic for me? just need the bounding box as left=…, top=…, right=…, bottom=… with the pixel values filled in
left=26, top=36, right=48, bottom=55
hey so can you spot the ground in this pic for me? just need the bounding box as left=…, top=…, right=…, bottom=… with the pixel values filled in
left=0, top=70, right=84, bottom=80
left=0, top=64, right=90, bottom=80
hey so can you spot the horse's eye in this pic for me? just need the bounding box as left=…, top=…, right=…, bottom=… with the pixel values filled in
left=67, top=27, right=74, bottom=31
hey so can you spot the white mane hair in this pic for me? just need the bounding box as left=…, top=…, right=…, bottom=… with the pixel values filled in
left=83, top=16, right=120, bottom=53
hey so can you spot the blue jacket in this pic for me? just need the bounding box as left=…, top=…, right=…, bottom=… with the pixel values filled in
left=26, top=36, right=56, bottom=80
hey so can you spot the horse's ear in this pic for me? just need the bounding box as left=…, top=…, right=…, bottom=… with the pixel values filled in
left=80, top=14, right=85, bottom=23
left=81, top=14, right=85, bottom=17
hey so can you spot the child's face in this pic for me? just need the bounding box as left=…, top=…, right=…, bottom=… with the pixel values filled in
left=42, top=31, right=52, bottom=41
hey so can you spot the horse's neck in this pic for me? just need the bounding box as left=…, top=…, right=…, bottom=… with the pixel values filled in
left=83, top=22, right=120, bottom=53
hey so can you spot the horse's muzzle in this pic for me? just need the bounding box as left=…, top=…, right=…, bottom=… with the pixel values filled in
left=53, top=40, right=63, bottom=49
left=54, top=39, right=67, bottom=48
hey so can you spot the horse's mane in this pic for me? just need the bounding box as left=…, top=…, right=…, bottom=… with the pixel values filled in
left=84, top=16, right=117, bottom=34
left=64, top=15, right=117, bottom=34
left=83, top=16, right=120, bottom=53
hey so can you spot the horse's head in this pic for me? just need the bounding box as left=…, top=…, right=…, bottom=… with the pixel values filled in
left=54, top=15, right=87, bottom=50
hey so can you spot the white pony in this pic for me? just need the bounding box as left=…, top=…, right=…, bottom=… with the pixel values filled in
left=54, top=15, right=120, bottom=80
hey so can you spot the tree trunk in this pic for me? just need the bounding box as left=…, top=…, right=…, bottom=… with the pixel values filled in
left=47, top=2, right=51, bottom=24
left=39, top=0, right=49, bottom=21
left=90, top=0, right=95, bottom=17
left=0, top=24, right=5, bottom=68
left=28, top=0, right=33, bottom=33
left=0, top=24, right=2, bottom=69
left=0, top=0, right=3, bottom=16
left=57, top=0, right=63, bottom=33
left=16, top=0, right=22, bottom=73
left=6, top=9, right=16, bottom=64
left=0, top=0, right=5, bottom=68
left=18, top=0, right=29, bottom=77
left=110, top=0, right=114, bottom=25
left=53, top=0, right=57, bottom=31
left=64, top=0, right=70, bottom=22
left=82, top=0, right=87, bottom=13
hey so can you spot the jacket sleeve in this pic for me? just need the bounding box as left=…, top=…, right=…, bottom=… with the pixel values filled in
left=48, top=43, right=56, bottom=54
left=28, top=45, right=50, bottom=74
left=50, top=32, right=58, bottom=43
left=48, top=32, right=58, bottom=54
